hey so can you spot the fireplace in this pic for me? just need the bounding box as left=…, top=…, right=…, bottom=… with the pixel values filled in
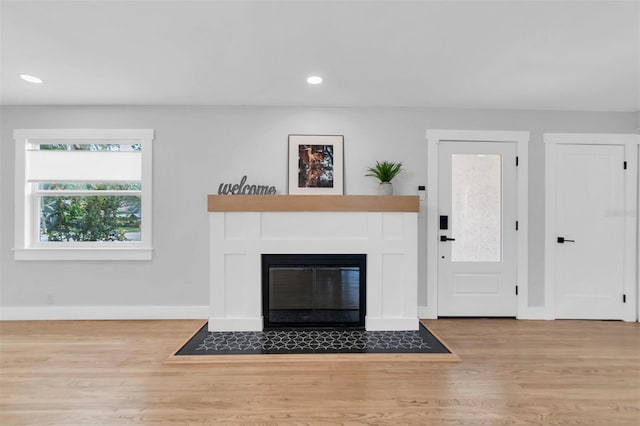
left=208, top=195, right=419, bottom=331
left=262, top=254, right=366, bottom=329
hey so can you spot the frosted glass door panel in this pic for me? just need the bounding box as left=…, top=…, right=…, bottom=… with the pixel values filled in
left=451, top=154, right=502, bottom=262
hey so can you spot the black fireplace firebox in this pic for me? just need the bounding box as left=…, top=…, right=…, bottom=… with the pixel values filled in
left=262, top=254, right=366, bottom=329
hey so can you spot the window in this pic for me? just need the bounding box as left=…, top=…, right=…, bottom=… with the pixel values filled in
left=14, top=129, right=154, bottom=260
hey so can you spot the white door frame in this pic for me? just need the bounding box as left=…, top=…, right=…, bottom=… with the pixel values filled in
left=425, top=130, right=530, bottom=319
left=544, top=133, right=639, bottom=322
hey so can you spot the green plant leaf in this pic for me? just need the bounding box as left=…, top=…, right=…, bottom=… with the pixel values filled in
left=365, top=161, right=403, bottom=183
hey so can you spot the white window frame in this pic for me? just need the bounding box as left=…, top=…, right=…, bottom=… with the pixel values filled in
left=14, top=129, right=154, bottom=260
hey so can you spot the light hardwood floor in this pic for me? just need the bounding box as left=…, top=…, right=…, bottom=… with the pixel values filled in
left=1, top=319, right=638, bottom=425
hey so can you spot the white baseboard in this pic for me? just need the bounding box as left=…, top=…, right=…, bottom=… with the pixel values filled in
left=417, top=305, right=554, bottom=320
left=517, top=307, right=554, bottom=320
left=0, top=305, right=559, bottom=322
left=365, top=317, right=419, bottom=331
left=418, top=305, right=436, bottom=319
left=0, top=305, right=209, bottom=321
left=208, top=317, right=263, bottom=331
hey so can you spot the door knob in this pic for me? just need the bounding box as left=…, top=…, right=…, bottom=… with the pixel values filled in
left=557, top=237, right=575, bottom=243
left=440, top=235, right=456, bottom=242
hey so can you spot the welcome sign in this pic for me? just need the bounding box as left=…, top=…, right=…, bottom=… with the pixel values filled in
left=218, top=176, right=277, bottom=195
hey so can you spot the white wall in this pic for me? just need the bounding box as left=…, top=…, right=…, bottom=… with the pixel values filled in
left=1, top=106, right=637, bottom=318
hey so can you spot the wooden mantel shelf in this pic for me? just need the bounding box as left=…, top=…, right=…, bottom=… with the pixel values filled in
left=207, top=195, right=419, bottom=212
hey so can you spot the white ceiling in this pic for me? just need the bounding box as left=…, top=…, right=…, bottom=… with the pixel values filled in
left=2, top=0, right=639, bottom=111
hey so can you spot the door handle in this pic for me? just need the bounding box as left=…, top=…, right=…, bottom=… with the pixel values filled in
left=557, top=237, right=575, bottom=244
left=440, top=235, right=456, bottom=242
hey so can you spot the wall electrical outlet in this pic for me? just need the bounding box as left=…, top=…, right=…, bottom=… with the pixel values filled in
left=47, top=293, right=54, bottom=305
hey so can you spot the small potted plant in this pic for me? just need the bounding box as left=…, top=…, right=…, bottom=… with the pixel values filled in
left=365, top=161, right=403, bottom=195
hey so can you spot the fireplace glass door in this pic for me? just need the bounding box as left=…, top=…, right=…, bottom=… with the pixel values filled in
left=262, top=254, right=366, bottom=328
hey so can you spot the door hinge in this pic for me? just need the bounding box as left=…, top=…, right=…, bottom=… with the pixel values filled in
left=623, top=294, right=626, bottom=303
left=516, top=221, right=519, bottom=231
left=516, top=156, right=519, bottom=166
left=623, top=161, right=627, bottom=170
left=515, top=285, right=519, bottom=296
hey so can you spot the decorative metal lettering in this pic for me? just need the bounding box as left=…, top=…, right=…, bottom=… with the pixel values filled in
left=218, top=176, right=277, bottom=195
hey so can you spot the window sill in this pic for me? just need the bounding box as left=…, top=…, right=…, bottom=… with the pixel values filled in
left=13, top=247, right=154, bottom=261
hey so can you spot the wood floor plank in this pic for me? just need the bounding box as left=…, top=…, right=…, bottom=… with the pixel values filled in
left=1, top=319, right=638, bottom=425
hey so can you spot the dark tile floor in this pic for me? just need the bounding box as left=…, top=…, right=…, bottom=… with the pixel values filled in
left=176, top=323, right=450, bottom=355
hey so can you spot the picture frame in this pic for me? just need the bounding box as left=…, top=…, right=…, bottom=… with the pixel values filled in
left=288, top=134, right=344, bottom=195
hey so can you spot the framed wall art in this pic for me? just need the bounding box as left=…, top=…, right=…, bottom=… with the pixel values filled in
left=288, top=134, right=344, bottom=195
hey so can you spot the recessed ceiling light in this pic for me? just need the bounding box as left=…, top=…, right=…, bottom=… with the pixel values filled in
left=307, top=76, right=323, bottom=85
left=20, top=74, right=43, bottom=84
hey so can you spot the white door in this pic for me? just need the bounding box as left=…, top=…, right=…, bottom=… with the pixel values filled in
left=553, top=143, right=626, bottom=319
left=438, top=142, right=518, bottom=316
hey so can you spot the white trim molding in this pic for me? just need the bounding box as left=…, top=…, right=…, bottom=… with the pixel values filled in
left=0, top=305, right=209, bottom=321
left=365, top=317, right=419, bottom=331
left=417, top=305, right=429, bottom=319
left=425, top=129, right=530, bottom=319
left=208, top=317, right=263, bottom=332
left=544, top=133, right=639, bottom=322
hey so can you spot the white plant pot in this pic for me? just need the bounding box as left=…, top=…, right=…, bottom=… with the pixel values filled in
left=379, top=182, right=393, bottom=195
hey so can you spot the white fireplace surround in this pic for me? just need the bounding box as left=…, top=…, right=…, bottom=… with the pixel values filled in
left=208, top=195, right=419, bottom=332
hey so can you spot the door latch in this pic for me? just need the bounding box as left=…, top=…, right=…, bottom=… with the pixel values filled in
left=440, top=236, right=456, bottom=242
